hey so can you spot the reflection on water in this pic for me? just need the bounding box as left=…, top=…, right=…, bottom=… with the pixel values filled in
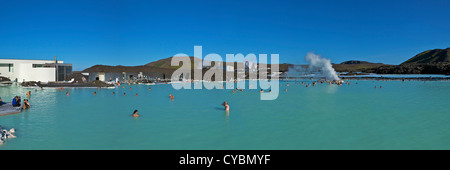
left=224, top=111, right=229, bottom=122
left=325, top=84, right=338, bottom=94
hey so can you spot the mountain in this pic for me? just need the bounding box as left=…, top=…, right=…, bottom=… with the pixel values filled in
left=340, top=60, right=372, bottom=64
left=365, top=47, right=450, bottom=75
left=332, top=60, right=389, bottom=72
left=145, top=56, right=200, bottom=69
left=145, top=56, right=291, bottom=72
left=402, top=48, right=450, bottom=64
left=81, top=47, right=450, bottom=77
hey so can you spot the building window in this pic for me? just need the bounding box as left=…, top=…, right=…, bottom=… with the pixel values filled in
left=32, top=64, right=43, bottom=68
left=56, top=64, right=72, bottom=81
left=32, top=64, right=53, bottom=68
left=0, top=63, right=13, bottom=72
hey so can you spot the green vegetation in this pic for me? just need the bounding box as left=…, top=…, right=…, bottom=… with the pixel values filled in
left=403, top=48, right=450, bottom=64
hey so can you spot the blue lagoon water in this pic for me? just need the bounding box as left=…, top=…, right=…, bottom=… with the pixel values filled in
left=0, top=80, right=449, bottom=150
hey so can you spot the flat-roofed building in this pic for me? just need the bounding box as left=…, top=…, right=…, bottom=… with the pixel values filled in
left=0, top=58, right=72, bottom=82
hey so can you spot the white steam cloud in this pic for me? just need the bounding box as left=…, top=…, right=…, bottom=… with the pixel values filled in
left=305, top=52, right=340, bottom=81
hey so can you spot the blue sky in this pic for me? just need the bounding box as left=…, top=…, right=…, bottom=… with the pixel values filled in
left=0, top=0, right=449, bottom=71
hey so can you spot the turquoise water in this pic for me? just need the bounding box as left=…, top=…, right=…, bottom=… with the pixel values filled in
left=0, top=80, right=449, bottom=150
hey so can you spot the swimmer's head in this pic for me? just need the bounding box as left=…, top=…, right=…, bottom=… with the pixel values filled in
left=134, top=110, right=138, bottom=114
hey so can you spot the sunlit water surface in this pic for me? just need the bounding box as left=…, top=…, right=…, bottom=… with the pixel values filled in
left=0, top=80, right=449, bottom=149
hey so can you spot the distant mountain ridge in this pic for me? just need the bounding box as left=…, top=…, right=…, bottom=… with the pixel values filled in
left=145, top=56, right=200, bottom=69
left=366, top=47, right=450, bottom=75
left=81, top=47, right=450, bottom=75
left=340, top=60, right=372, bottom=64
left=332, top=60, right=389, bottom=72
left=402, top=47, right=450, bottom=64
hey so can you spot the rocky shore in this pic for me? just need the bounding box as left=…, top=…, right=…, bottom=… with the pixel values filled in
left=21, top=80, right=114, bottom=88
left=340, top=76, right=450, bottom=81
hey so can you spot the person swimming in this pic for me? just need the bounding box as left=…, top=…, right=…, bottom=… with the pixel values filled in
left=26, top=91, right=31, bottom=96
left=222, top=101, right=230, bottom=111
left=132, top=109, right=139, bottom=117
left=123, top=93, right=126, bottom=96
left=93, top=91, right=97, bottom=95
left=169, top=94, right=174, bottom=100
left=66, top=92, right=70, bottom=96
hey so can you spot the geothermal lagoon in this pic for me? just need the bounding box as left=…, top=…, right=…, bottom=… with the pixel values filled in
left=1, top=79, right=449, bottom=150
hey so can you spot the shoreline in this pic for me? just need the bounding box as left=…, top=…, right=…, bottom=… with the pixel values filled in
left=15, top=74, right=450, bottom=88
left=339, top=77, right=450, bottom=81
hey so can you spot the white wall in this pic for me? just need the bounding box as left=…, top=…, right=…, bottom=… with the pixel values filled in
left=98, top=72, right=105, bottom=81
left=0, top=59, right=60, bottom=82
left=15, top=63, right=56, bottom=82
left=0, top=64, right=12, bottom=78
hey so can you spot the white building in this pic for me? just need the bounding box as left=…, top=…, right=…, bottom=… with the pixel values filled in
left=223, top=65, right=234, bottom=72
left=0, top=58, right=72, bottom=83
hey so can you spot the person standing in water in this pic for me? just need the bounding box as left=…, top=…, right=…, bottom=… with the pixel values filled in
left=132, top=110, right=139, bottom=117
left=23, top=99, right=30, bottom=109
left=222, top=101, right=230, bottom=111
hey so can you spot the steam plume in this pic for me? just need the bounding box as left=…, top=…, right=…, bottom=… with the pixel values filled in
left=305, top=52, right=340, bottom=80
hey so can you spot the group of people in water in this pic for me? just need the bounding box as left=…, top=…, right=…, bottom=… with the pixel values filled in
left=0, top=93, right=31, bottom=111
left=4, top=79, right=388, bottom=118
left=85, top=85, right=177, bottom=117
